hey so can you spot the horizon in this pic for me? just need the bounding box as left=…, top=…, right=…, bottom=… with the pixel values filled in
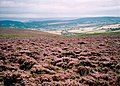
left=0, top=16, right=120, bottom=21
left=0, top=0, right=120, bottom=19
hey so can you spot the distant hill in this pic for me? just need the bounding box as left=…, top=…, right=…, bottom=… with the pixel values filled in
left=0, top=20, right=25, bottom=28
left=0, top=17, right=120, bottom=31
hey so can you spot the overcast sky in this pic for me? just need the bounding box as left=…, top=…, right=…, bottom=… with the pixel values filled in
left=0, top=0, right=120, bottom=18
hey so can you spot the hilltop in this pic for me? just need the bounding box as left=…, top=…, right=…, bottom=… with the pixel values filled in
left=0, top=27, right=59, bottom=38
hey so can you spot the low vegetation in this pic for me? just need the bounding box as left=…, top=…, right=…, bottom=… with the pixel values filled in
left=0, top=28, right=120, bottom=85
left=0, top=34, right=31, bottom=38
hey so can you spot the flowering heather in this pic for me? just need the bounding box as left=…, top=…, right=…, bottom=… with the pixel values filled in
left=0, top=34, right=120, bottom=86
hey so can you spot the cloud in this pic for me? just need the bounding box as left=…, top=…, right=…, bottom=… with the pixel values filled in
left=0, top=0, right=120, bottom=18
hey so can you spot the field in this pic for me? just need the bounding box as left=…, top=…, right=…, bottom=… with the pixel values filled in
left=0, top=28, right=120, bottom=86
left=46, top=24, right=120, bottom=35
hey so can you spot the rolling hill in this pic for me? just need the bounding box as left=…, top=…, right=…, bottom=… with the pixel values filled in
left=0, top=17, right=120, bottom=31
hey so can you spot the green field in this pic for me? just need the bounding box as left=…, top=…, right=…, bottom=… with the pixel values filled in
left=75, top=31, right=120, bottom=37
left=0, top=34, right=32, bottom=38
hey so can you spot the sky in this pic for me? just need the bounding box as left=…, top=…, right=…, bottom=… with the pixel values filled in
left=0, top=0, right=120, bottom=18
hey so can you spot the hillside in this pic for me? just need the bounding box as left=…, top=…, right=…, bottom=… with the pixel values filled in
left=0, top=27, right=59, bottom=38
left=0, top=28, right=120, bottom=86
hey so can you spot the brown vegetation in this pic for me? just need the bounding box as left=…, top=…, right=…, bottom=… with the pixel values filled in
left=0, top=28, right=120, bottom=86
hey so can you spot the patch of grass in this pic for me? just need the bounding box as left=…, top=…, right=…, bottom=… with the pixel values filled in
left=0, top=31, right=119, bottom=38
left=0, top=34, right=32, bottom=38
left=0, top=34, right=62, bottom=38
left=72, top=31, right=120, bottom=37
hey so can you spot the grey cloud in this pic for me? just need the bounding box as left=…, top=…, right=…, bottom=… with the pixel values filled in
left=0, top=0, right=120, bottom=18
